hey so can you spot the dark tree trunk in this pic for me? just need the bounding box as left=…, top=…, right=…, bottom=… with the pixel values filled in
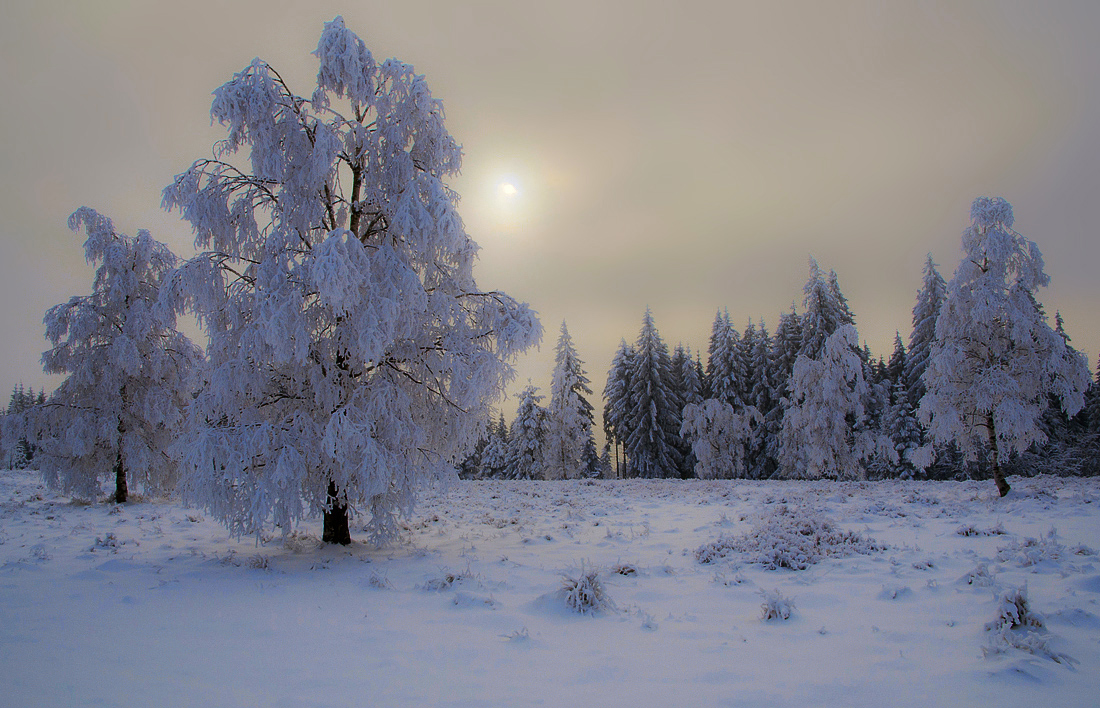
left=322, top=480, right=351, bottom=545
left=113, top=418, right=128, bottom=504
left=986, top=414, right=1011, bottom=497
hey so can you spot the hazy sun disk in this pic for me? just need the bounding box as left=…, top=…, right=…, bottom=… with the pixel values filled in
left=499, top=182, right=518, bottom=198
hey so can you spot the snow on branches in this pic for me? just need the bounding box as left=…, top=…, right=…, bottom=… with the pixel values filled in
left=161, top=17, right=540, bottom=543
left=35, top=208, right=202, bottom=502
left=916, top=197, right=1090, bottom=495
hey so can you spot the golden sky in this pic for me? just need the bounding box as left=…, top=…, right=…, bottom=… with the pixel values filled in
left=2, top=0, right=1097, bottom=414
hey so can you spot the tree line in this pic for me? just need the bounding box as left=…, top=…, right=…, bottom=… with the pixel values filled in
left=463, top=199, right=1097, bottom=493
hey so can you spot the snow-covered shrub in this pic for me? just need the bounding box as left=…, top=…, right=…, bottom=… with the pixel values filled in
left=759, top=588, right=795, bottom=621
left=996, top=528, right=1065, bottom=567
left=982, top=586, right=1075, bottom=664
left=695, top=505, right=884, bottom=570
left=960, top=563, right=996, bottom=588
left=956, top=522, right=1006, bottom=537
left=561, top=565, right=614, bottom=614
left=419, top=567, right=475, bottom=592
left=246, top=555, right=270, bottom=570
left=611, top=562, right=639, bottom=576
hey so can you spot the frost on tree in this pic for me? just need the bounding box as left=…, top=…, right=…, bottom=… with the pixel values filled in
left=778, top=325, right=893, bottom=480
left=35, top=208, right=202, bottom=502
left=916, top=197, right=1089, bottom=496
left=161, top=17, right=540, bottom=543
left=625, top=309, right=682, bottom=478
left=544, top=322, right=594, bottom=480
left=602, top=340, right=635, bottom=478
left=680, top=398, right=754, bottom=479
left=506, top=384, right=546, bottom=480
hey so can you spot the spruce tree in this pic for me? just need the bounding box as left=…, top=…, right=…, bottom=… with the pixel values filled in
left=506, top=384, right=546, bottom=480
left=603, top=340, right=635, bottom=478
left=800, top=258, right=847, bottom=359
left=904, top=255, right=947, bottom=407
left=626, top=309, right=682, bottom=478
left=545, top=322, right=594, bottom=480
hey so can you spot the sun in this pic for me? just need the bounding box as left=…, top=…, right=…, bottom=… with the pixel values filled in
left=498, top=181, right=519, bottom=199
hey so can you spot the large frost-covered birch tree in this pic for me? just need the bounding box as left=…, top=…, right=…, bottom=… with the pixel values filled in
left=917, top=198, right=1090, bottom=496
left=35, top=208, right=202, bottom=502
left=161, top=17, right=540, bottom=543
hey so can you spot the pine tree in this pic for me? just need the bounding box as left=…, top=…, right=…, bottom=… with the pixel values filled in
left=32, top=209, right=202, bottom=502
left=904, top=255, right=947, bottom=407
left=480, top=413, right=510, bottom=478
left=670, top=344, right=703, bottom=477
left=882, top=379, right=923, bottom=478
left=506, top=384, right=546, bottom=480
left=747, top=319, right=778, bottom=478
left=917, top=198, right=1091, bottom=496
left=735, top=320, right=757, bottom=408
left=603, top=340, right=635, bottom=478
left=161, top=18, right=540, bottom=542
left=800, top=258, right=848, bottom=359
left=705, top=310, right=742, bottom=409
left=1089, top=357, right=1100, bottom=436
left=544, top=322, right=594, bottom=480
left=885, top=334, right=907, bottom=395
left=626, top=309, right=682, bottom=478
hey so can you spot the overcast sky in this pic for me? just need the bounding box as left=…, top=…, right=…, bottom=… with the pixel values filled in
left=2, top=1, right=1097, bottom=417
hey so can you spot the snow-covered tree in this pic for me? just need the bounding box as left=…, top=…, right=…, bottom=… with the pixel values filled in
left=705, top=310, right=743, bottom=408
left=479, top=413, right=510, bottom=478
left=800, top=258, right=850, bottom=359
left=885, top=334, right=907, bottom=392
left=670, top=344, right=704, bottom=477
left=1089, top=357, right=1100, bottom=436
left=881, top=380, right=923, bottom=478
left=3, top=384, right=41, bottom=469
left=34, top=208, right=202, bottom=502
left=916, top=197, right=1090, bottom=496
left=160, top=17, right=540, bottom=542
left=747, top=320, right=778, bottom=478
left=626, top=309, right=682, bottom=478
left=904, top=255, right=947, bottom=407
left=544, top=322, right=594, bottom=480
left=680, top=398, right=754, bottom=479
left=778, top=325, right=891, bottom=479
left=602, top=340, right=635, bottom=478
left=506, top=384, right=546, bottom=480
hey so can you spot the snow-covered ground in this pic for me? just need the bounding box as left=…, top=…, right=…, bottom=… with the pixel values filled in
left=1, top=468, right=1097, bottom=707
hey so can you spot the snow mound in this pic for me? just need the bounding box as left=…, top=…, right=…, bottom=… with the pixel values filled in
left=695, top=504, right=885, bottom=570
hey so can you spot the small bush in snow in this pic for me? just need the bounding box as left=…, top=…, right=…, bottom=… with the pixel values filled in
left=561, top=565, right=614, bottom=615
left=982, top=586, right=1075, bottom=665
left=419, top=568, right=474, bottom=592
left=367, top=573, right=394, bottom=590
left=960, top=563, right=996, bottom=587
left=695, top=505, right=884, bottom=570
left=996, top=528, right=1065, bottom=567
left=759, top=588, right=795, bottom=621
left=246, top=554, right=270, bottom=570
left=956, top=522, right=1005, bottom=537
left=611, top=562, right=638, bottom=577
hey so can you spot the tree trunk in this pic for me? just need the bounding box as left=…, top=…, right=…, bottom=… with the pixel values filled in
left=113, top=417, right=128, bottom=504
left=986, top=414, right=1011, bottom=497
left=322, top=480, right=351, bottom=545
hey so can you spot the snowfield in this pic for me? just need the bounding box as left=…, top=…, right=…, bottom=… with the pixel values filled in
left=1, top=469, right=1098, bottom=707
